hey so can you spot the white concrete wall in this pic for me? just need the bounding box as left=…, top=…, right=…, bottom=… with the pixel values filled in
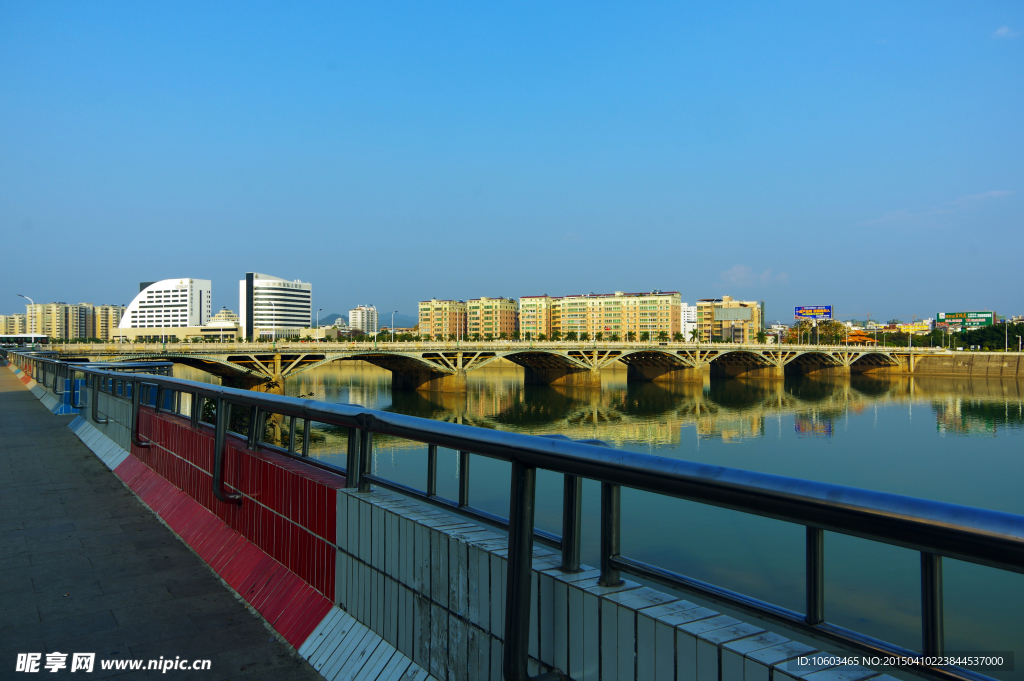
left=334, top=488, right=886, bottom=681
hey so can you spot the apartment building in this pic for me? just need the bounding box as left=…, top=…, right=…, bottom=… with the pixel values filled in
left=467, top=297, right=518, bottom=338
left=1, top=314, right=27, bottom=335
left=418, top=299, right=466, bottom=339
left=520, top=290, right=682, bottom=339
left=348, top=305, right=379, bottom=335
left=94, top=305, right=125, bottom=341
left=696, top=296, right=763, bottom=343
left=681, top=303, right=698, bottom=341
left=519, top=296, right=556, bottom=338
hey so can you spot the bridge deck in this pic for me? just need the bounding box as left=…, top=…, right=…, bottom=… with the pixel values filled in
left=0, top=367, right=321, bottom=679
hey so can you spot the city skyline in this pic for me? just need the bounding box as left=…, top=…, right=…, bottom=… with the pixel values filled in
left=2, top=4, right=1021, bottom=323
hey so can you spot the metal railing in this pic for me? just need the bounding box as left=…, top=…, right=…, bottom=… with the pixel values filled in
left=6, top=349, right=1023, bottom=681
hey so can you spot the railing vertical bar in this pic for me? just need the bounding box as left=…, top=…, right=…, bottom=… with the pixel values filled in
left=427, top=444, right=438, bottom=497
left=458, top=451, right=470, bottom=508
left=302, top=418, right=311, bottom=457
left=154, top=386, right=165, bottom=414
left=190, top=393, right=201, bottom=429
left=288, top=416, right=298, bottom=454
left=599, top=482, right=622, bottom=586
left=130, top=379, right=151, bottom=448
left=345, top=427, right=360, bottom=489
left=358, top=430, right=373, bottom=493
left=561, top=474, right=582, bottom=573
left=921, top=552, right=944, bottom=656
left=503, top=460, right=536, bottom=681
left=211, top=398, right=241, bottom=505
left=806, top=526, right=824, bottom=625
left=247, top=406, right=260, bottom=449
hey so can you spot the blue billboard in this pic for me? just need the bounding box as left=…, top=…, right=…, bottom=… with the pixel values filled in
left=795, top=305, right=832, bottom=320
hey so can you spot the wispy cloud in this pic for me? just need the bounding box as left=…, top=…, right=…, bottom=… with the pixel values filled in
left=863, top=190, right=1013, bottom=226
left=719, top=265, right=789, bottom=288
left=993, top=26, right=1020, bottom=39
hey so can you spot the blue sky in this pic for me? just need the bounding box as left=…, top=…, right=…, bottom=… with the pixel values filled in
left=2, top=2, right=1021, bottom=324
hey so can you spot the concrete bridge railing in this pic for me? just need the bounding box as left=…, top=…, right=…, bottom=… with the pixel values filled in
left=6, top=348, right=1024, bottom=681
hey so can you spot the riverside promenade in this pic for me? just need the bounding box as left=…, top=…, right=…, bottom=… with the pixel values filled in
left=0, top=366, right=322, bottom=679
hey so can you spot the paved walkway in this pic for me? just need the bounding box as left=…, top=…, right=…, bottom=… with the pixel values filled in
left=0, top=366, right=323, bottom=680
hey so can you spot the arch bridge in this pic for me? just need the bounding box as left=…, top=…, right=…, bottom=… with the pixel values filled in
left=58, top=341, right=944, bottom=392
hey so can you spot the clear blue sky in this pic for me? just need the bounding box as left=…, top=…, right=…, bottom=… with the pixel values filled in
left=2, top=2, right=1021, bottom=324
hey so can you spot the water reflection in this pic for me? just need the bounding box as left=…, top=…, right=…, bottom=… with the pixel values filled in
left=286, top=363, right=1024, bottom=448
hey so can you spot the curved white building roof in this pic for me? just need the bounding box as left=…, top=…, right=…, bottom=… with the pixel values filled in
left=119, top=279, right=212, bottom=329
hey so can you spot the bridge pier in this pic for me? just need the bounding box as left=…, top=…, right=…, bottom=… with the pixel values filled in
left=393, top=368, right=468, bottom=392
left=626, top=363, right=704, bottom=383
left=523, top=365, right=602, bottom=388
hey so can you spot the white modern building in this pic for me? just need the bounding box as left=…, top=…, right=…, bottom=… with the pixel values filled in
left=239, top=272, right=312, bottom=340
left=348, top=305, right=378, bottom=335
left=119, top=279, right=212, bottom=330
left=680, top=302, right=698, bottom=341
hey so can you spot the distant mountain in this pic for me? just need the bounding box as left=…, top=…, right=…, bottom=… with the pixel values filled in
left=318, top=313, right=346, bottom=327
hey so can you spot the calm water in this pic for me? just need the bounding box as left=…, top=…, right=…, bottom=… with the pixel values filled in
left=178, top=361, right=1024, bottom=675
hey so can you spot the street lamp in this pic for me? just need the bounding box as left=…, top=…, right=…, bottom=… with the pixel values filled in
left=17, top=294, right=34, bottom=335
left=391, top=310, right=397, bottom=343
left=316, top=308, right=322, bottom=330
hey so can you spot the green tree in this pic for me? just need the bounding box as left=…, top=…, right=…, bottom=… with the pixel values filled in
left=511, top=331, right=521, bottom=341
left=672, top=332, right=683, bottom=342
left=580, top=331, right=590, bottom=341
left=656, top=330, right=669, bottom=342
left=689, top=328, right=699, bottom=343
left=611, top=333, right=621, bottom=341
left=595, top=332, right=604, bottom=341
left=756, top=331, right=767, bottom=344
left=498, top=332, right=508, bottom=340
left=626, top=331, right=637, bottom=342
left=640, top=331, right=650, bottom=342
left=537, top=333, right=547, bottom=341
left=566, top=331, right=578, bottom=341
left=551, top=330, right=562, bottom=341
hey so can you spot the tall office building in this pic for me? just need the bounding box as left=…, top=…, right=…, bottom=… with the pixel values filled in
left=239, top=273, right=313, bottom=339
left=120, top=279, right=212, bottom=330
left=348, top=305, right=379, bottom=335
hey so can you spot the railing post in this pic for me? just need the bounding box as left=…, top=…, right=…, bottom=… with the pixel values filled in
left=358, top=429, right=373, bottom=493
left=561, top=474, right=583, bottom=573
left=426, top=444, right=438, bottom=497
left=504, top=460, right=536, bottom=681
left=599, top=482, right=623, bottom=586
left=302, top=417, right=311, bottom=457
left=190, top=393, right=201, bottom=429
left=458, top=450, right=470, bottom=508
left=346, top=427, right=360, bottom=489
left=921, top=552, right=944, bottom=655
left=130, top=379, right=151, bottom=448
left=154, top=385, right=165, bottom=414
left=91, top=376, right=107, bottom=424
left=806, top=526, right=824, bottom=625
left=211, top=398, right=241, bottom=505
left=246, top=406, right=260, bottom=449
left=288, top=416, right=298, bottom=453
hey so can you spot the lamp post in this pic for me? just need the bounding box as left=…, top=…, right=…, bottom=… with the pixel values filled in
left=17, top=294, right=34, bottom=335
left=316, top=308, right=322, bottom=330
left=391, top=310, right=397, bottom=343
left=1017, top=335, right=1021, bottom=353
